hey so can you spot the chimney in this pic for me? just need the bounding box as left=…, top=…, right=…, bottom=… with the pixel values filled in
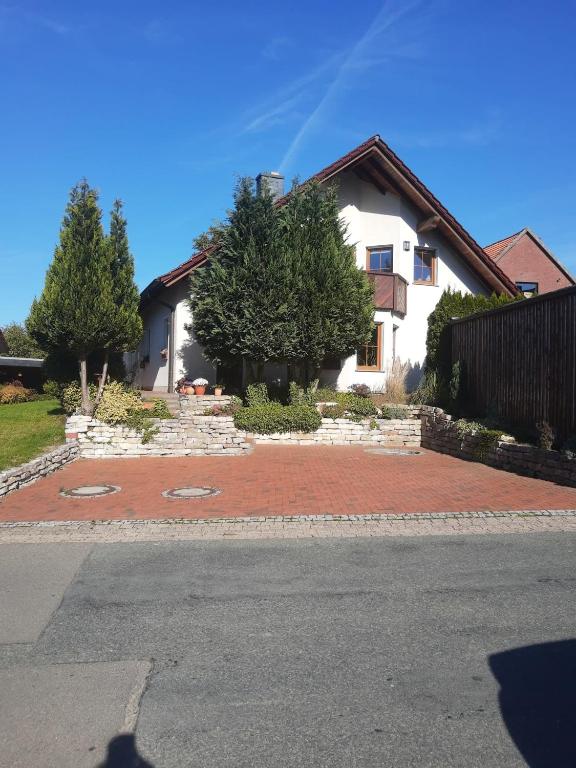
left=256, top=171, right=284, bottom=201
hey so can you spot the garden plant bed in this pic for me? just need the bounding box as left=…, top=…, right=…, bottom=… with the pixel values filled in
left=421, top=406, right=576, bottom=487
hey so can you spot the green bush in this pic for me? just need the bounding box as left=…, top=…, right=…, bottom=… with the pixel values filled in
left=340, top=393, right=378, bottom=417
left=148, top=398, right=173, bottom=419
left=380, top=405, right=407, bottom=419
left=288, top=379, right=319, bottom=406
left=95, top=381, right=142, bottom=424
left=322, top=403, right=346, bottom=419
left=536, top=420, right=555, bottom=450
left=234, top=404, right=322, bottom=434
left=43, top=379, right=61, bottom=399
left=312, top=388, right=377, bottom=416
left=60, top=381, right=97, bottom=414
left=408, top=371, right=446, bottom=407
left=245, top=382, right=270, bottom=407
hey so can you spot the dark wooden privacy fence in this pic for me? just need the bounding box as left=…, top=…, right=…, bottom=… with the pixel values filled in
left=450, top=286, right=576, bottom=440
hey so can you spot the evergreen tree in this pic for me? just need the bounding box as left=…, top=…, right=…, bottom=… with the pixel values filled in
left=1, top=322, right=45, bottom=358
left=27, top=181, right=141, bottom=414
left=281, top=181, right=374, bottom=380
left=190, top=178, right=300, bottom=379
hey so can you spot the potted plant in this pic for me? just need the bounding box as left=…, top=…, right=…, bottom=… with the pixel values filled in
left=192, top=377, right=209, bottom=396
left=176, top=377, right=194, bottom=395
left=213, top=383, right=224, bottom=397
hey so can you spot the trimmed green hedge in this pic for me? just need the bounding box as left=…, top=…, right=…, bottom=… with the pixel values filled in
left=234, top=404, right=322, bottom=434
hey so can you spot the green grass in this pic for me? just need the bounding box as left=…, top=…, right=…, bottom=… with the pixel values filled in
left=0, top=398, right=65, bottom=471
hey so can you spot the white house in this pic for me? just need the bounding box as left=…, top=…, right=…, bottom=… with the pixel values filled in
left=132, top=135, right=516, bottom=392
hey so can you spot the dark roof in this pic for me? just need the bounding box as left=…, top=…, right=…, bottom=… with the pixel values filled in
left=142, top=134, right=518, bottom=302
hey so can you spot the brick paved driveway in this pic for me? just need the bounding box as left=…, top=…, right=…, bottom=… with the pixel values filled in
left=1, top=446, right=576, bottom=523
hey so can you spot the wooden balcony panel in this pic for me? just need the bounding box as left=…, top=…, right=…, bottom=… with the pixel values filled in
left=367, top=272, right=408, bottom=316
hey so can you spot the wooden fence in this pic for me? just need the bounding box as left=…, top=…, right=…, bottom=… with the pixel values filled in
left=450, top=286, right=576, bottom=440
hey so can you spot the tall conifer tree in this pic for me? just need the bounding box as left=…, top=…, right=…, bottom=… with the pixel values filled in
left=28, top=182, right=142, bottom=414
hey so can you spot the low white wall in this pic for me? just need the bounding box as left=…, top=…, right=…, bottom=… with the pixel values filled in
left=246, top=418, right=421, bottom=446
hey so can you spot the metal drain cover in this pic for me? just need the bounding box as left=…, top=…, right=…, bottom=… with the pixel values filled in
left=162, top=486, right=221, bottom=499
left=364, top=448, right=422, bottom=456
left=61, top=484, right=120, bottom=498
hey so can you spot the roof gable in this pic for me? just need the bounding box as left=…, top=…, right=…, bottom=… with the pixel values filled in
left=143, top=135, right=518, bottom=299
left=484, top=228, right=574, bottom=285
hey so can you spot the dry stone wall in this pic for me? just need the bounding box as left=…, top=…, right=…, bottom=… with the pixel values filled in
left=421, top=405, right=576, bottom=487
left=66, top=414, right=250, bottom=457
left=246, top=418, right=421, bottom=446
left=0, top=442, right=79, bottom=499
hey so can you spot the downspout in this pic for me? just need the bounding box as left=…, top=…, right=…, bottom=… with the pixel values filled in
left=156, top=298, right=176, bottom=393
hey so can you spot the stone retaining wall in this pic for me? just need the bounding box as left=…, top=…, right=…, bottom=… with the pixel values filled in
left=421, top=406, right=576, bottom=487
left=0, top=442, right=79, bottom=499
left=246, top=418, right=421, bottom=446
left=179, top=394, right=232, bottom=415
left=66, top=414, right=250, bottom=457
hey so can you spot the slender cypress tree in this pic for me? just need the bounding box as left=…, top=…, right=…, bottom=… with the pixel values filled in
left=28, top=182, right=142, bottom=414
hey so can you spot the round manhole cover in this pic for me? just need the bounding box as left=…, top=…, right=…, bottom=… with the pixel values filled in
left=61, top=484, right=120, bottom=498
left=162, top=486, right=221, bottom=499
left=364, top=448, right=422, bottom=456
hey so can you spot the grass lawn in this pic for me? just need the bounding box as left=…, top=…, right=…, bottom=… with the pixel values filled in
left=0, top=398, right=65, bottom=471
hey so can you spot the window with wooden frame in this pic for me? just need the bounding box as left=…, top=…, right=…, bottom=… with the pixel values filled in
left=413, top=247, right=436, bottom=284
left=356, top=324, right=382, bottom=371
left=366, top=246, right=393, bottom=273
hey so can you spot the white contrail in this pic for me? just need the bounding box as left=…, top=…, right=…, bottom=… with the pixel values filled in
left=279, top=0, right=421, bottom=173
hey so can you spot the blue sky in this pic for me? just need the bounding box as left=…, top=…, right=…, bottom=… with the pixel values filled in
left=1, top=0, right=575, bottom=324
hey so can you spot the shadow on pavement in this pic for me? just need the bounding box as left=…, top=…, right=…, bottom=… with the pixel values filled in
left=97, top=734, right=155, bottom=768
left=489, top=639, right=576, bottom=767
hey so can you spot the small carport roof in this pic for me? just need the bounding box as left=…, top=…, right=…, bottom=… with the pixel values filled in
left=141, top=134, right=518, bottom=304
left=0, top=357, right=44, bottom=368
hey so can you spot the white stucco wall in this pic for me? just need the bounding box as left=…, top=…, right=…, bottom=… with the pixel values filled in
left=330, top=171, right=488, bottom=391
left=137, top=169, right=489, bottom=392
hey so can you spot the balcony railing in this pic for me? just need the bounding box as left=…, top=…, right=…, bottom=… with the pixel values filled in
left=367, top=272, right=408, bottom=316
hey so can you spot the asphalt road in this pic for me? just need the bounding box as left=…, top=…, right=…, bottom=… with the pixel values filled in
left=1, top=533, right=575, bottom=767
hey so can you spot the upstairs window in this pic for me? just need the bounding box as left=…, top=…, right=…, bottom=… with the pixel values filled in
left=367, top=246, right=393, bottom=273
left=516, top=281, right=538, bottom=297
left=357, top=324, right=382, bottom=371
left=414, top=247, right=436, bottom=284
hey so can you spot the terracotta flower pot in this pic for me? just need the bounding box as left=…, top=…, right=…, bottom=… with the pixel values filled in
left=194, top=385, right=206, bottom=396
left=182, top=385, right=194, bottom=395
left=140, top=402, right=154, bottom=410
left=214, top=387, right=223, bottom=397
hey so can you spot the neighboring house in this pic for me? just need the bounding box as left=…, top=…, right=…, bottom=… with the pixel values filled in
left=484, top=228, right=574, bottom=297
left=133, top=135, right=516, bottom=393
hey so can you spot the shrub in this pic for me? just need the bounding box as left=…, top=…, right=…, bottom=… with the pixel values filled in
left=322, top=404, right=346, bottom=419
left=43, top=379, right=61, bottom=399
left=245, top=382, right=270, bottom=407
left=95, top=381, right=142, bottom=424
left=122, top=408, right=159, bottom=444
left=288, top=379, right=319, bottom=406
left=313, top=386, right=340, bottom=403
left=380, top=405, right=407, bottom=419
left=203, top=399, right=242, bottom=417
left=234, top=404, right=322, bottom=434
left=341, top=393, right=378, bottom=417
left=536, top=420, right=555, bottom=451
left=349, top=383, right=370, bottom=398
left=148, top=399, right=173, bottom=419
left=0, top=384, right=33, bottom=404
left=60, top=381, right=97, bottom=415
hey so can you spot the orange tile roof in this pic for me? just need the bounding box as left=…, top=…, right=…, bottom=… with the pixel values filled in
left=484, top=230, right=524, bottom=261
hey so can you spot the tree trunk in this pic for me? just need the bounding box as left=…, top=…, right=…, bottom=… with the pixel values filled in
left=78, top=355, right=93, bottom=416
left=93, top=350, right=109, bottom=410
